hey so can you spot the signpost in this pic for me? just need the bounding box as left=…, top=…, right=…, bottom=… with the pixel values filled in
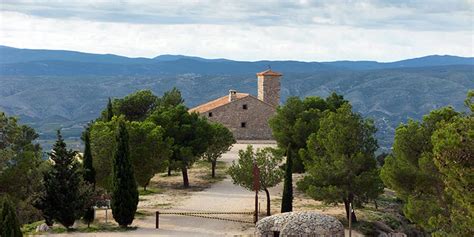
left=253, top=162, right=260, bottom=224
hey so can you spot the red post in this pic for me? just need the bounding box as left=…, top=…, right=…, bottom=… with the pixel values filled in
left=156, top=211, right=160, bottom=229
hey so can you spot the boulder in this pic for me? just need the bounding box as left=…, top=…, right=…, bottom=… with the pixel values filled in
left=36, top=223, right=50, bottom=232
left=256, top=211, right=344, bottom=237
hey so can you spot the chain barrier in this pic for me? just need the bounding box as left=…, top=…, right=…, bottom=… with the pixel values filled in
left=155, top=210, right=255, bottom=228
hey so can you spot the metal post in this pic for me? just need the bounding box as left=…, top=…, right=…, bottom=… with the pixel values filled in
left=105, top=208, right=108, bottom=223
left=156, top=211, right=160, bottom=229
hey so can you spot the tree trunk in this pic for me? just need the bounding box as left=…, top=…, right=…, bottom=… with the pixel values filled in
left=167, top=166, right=172, bottom=176
left=211, top=160, right=216, bottom=178
left=264, top=188, right=271, bottom=216
left=281, top=144, right=293, bottom=213
left=143, top=185, right=147, bottom=191
left=182, top=166, right=189, bottom=188
left=343, top=196, right=357, bottom=223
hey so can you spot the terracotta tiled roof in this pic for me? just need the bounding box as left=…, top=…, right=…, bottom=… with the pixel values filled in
left=189, top=93, right=249, bottom=113
left=256, top=69, right=282, bottom=76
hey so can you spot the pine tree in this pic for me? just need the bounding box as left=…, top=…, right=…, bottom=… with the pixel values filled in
left=82, top=130, right=95, bottom=227
left=34, top=130, right=84, bottom=229
left=111, top=121, right=138, bottom=227
left=0, top=196, right=22, bottom=237
left=281, top=145, right=293, bottom=213
left=106, top=97, right=114, bottom=121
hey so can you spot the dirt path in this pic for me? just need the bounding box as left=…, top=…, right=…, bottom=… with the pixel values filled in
left=41, top=143, right=363, bottom=236
left=134, top=143, right=274, bottom=236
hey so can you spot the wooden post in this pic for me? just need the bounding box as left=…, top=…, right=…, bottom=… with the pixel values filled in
left=156, top=211, right=160, bottom=229
left=105, top=208, right=108, bottom=223
left=348, top=203, right=352, bottom=237
left=254, top=191, right=258, bottom=223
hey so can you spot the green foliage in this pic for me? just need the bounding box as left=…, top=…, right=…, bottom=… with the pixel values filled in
left=298, top=103, right=383, bottom=222
left=431, top=115, right=473, bottom=235
left=158, top=87, right=184, bottom=108
left=380, top=104, right=474, bottom=235
left=111, top=121, right=138, bottom=227
left=0, top=196, right=22, bottom=237
left=82, top=130, right=96, bottom=187
left=228, top=145, right=284, bottom=215
left=89, top=119, right=117, bottom=191
left=128, top=120, right=171, bottom=189
left=106, top=98, right=113, bottom=122
left=269, top=93, right=348, bottom=213
left=0, top=112, right=44, bottom=224
left=34, top=131, right=89, bottom=229
left=202, top=123, right=235, bottom=178
left=90, top=116, right=170, bottom=191
left=101, top=90, right=159, bottom=122
left=148, top=105, right=212, bottom=188
left=465, top=89, right=474, bottom=113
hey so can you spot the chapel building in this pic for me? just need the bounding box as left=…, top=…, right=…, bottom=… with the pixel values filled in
left=189, top=69, right=282, bottom=140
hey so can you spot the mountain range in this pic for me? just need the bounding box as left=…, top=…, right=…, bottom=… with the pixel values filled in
left=0, top=45, right=472, bottom=151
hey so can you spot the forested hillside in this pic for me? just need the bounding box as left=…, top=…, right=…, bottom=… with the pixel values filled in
left=0, top=46, right=472, bottom=151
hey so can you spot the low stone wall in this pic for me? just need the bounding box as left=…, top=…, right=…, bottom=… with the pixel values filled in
left=255, top=211, right=344, bottom=237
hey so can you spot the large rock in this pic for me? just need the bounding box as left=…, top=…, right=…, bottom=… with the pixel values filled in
left=36, top=223, right=50, bottom=232
left=255, top=211, right=344, bottom=237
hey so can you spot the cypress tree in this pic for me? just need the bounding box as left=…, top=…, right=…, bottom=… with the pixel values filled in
left=83, top=130, right=96, bottom=187
left=106, top=98, right=114, bottom=121
left=35, top=130, right=83, bottom=229
left=82, top=130, right=95, bottom=227
left=0, top=196, right=22, bottom=237
left=281, top=145, right=293, bottom=213
left=111, top=121, right=138, bottom=227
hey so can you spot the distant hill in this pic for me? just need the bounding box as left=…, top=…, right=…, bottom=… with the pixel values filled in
left=0, top=45, right=472, bottom=151
left=323, top=55, right=474, bottom=70
left=1, top=45, right=472, bottom=75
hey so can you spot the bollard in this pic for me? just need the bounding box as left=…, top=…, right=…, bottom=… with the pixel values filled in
left=156, top=211, right=160, bottom=229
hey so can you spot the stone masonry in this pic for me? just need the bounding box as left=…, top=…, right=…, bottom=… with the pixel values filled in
left=255, top=211, right=345, bottom=237
left=189, top=69, right=282, bottom=140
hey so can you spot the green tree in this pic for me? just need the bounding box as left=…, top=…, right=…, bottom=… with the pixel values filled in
left=158, top=87, right=184, bottom=108
left=111, top=120, right=138, bottom=227
left=228, top=145, right=284, bottom=216
left=82, top=130, right=96, bottom=187
left=202, top=123, right=235, bottom=178
left=89, top=119, right=117, bottom=191
left=148, top=105, right=211, bottom=188
left=106, top=97, right=114, bottom=121
left=298, top=103, right=383, bottom=222
left=34, top=131, right=87, bottom=229
left=269, top=93, right=347, bottom=212
left=128, top=121, right=171, bottom=190
left=82, top=129, right=95, bottom=227
left=101, top=90, right=159, bottom=122
left=0, top=112, right=44, bottom=224
left=0, top=196, right=22, bottom=237
left=380, top=107, right=460, bottom=232
left=465, top=89, right=474, bottom=113
left=431, top=115, right=474, bottom=235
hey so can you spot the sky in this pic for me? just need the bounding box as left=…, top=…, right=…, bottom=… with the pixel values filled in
left=0, top=0, right=473, bottom=62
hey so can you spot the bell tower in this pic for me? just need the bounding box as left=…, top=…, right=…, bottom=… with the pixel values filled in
left=257, top=69, right=282, bottom=107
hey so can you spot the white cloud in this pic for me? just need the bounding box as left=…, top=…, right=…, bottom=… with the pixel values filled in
left=0, top=1, right=473, bottom=61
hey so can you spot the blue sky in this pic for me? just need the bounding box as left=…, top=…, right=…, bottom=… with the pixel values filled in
left=0, top=0, right=472, bottom=61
